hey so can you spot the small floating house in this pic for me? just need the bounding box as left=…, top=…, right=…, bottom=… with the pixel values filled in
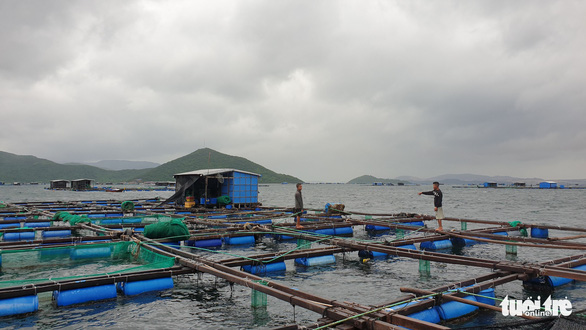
left=482, top=182, right=498, bottom=188
left=539, top=181, right=558, bottom=189
left=512, top=182, right=526, bottom=187
left=167, top=168, right=260, bottom=207
left=50, top=180, right=69, bottom=189
left=71, top=179, right=93, bottom=191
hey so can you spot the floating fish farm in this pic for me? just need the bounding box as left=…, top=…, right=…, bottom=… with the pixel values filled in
left=1, top=197, right=586, bottom=329
left=2, top=169, right=586, bottom=329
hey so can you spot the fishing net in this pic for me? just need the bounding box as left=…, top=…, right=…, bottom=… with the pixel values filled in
left=121, top=201, right=135, bottom=212
left=217, top=196, right=231, bottom=205
left=143, top=218, right=190, bottom=241
left=0, top=241, right=175, bottom=288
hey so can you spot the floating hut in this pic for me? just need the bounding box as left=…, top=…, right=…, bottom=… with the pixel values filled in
left=49, top=180, right=69, bottom=189
left=539, top=181, right=558, bottom=189
left=513, top=182, right=526, bottom=187
left=482, top=182, right=498, bottom=188
left=70, top=179, right=93, bottom=191
left=163, top=168, right=260, bottom=207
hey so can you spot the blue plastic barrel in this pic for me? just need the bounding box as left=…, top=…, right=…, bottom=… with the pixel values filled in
left=295, top=255, right=336, bottom=266
left=385, top=301, right=440, bottom=324
left=493, top=232, right=508, bottom=236
left=70, top=247, right=112, bottom=260
left=242, top=262, right=286, bottom=275
left=42, top=230, right=72, bottom=238
left=358, top=250, right=388, bottom=259
left=409, top=307, right=441, bottom=323
left=0, top=295, right=39, bottom=317
left=53, top=284, right=117, bottom=306
left=420, top=240, right=453, bottom=251
left=404, top=221, right=425, bottom=227
left=274, top=234, right=295, bottom=241
left=437, top=296, right=479, bottom=320
left=365, top=225, right=390, bottom=231
left=3, top=232, right=21, bottom=241
left=19, top=231, right=35, bottom=240
left=25, top=222, right=51, bottom=228
left=450, top=237, right=478, bottom=247
left=122, top=218, right=142, bottom=224
left=224, top=236, right=255, bottom=245
left=531, top=227, right=549, bottom=238
left=187, top=239, right=222, bottom=248
left=476, top=288, right=496, bottom=306
left=334, top=226, right=353, bottom=236
left=4, top=231, right=35, bottom=241
left=313, top=228, right=336, bottom=236
left=397, top=244, right=417, bottom=250
left=118, top=277, right=174, bottom=296
left=100, top=219, right=123, bottom=224
left=0, top=223, right=20, bottom=229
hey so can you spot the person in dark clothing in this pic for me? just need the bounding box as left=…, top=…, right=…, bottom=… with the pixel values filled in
left=294, top=183, right=304, bottom=229
left=418, top=181, right=444, bottom=231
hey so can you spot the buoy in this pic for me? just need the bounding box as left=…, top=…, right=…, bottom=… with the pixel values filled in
left=437, top=296, right=479, bottom=320
left=385, top=301, right=440, bottom=324
left=404, top=221, right=425, bottom=227
left=3, top=231, right=35, bottom=241
left=397, top=244, right=417, bottom=250
left=24, top=222, right=51, bottom=228
left=312, top=228, right=335, bottom=236
left=365, top=225, right=390, bottom=231
left=70, top=246, right=112, bottom=260
left=450, top=237, right=478, bottom=247
left=53, top=284, right=117, bottom=306
left=420, top=240, right=453, bottom=251
left=223, top=236, right=255, bottom=245
left=0, top=223, right=20, bottom=229
left=531, top=227, right=549, bottom=238
left=0, top=295, right=39, bottom=317
left=295, top=255, right=336, bottom=266
left=334, top=226, right=353, bottom=236
left=117, top=277, right=174, bottom=296
left=476, top=288, right=496, bottom=306
left=186, top=239, right=222, bottom=248
left=42, top=230, right=72, bottom=238
left=242, top=262, right=286, bottom=275
left=358, top=250, right=388, bottom=260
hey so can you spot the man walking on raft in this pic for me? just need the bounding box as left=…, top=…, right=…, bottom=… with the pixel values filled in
left=294, top=183, right=304, bottom=229
left=418, top=181, right=444, bottom=231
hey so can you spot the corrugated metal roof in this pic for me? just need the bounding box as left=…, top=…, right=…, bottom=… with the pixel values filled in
left=174, top=168, right=261, bottom=177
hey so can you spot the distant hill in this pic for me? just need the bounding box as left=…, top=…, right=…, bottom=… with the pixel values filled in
left=84, top=160, right=160, bottom=171
left=134, top=148, right=301, bottom=183
left=0, top=149, right=301, bottom=184
left=0, top=151, right=148, bottom=183
left=347, top=175, right=409, bottom=185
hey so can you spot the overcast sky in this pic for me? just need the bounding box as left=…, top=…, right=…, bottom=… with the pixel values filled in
left=1, top=1, right=584, bottom=182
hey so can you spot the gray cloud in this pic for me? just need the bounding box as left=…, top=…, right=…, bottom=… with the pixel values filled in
left=1, top=0, right=585, bottom=181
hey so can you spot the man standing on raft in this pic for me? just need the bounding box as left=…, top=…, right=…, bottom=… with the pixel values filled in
left=294, top=183, right=304, bottom=229
left=418, top=181, right=444, bottom=231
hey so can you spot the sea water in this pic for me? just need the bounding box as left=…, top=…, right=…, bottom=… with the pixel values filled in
left=0, top=184, right=585, bottom=329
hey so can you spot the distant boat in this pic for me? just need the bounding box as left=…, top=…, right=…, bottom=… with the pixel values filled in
left=30, top=182, right=39, bottom=185
left=13, top=182, right=21, bottom=186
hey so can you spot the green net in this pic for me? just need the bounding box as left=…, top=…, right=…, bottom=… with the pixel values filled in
left=143, top=218, right=190, bottom=241
left=217, top=196, right=231, bottom=205
left=0, top=241, right=175, bottom=288
left=121, top=201, right=135, bottom=212
left=509, top=221, right=528, bottom=237
left=251, top=280, right=268, bottom=308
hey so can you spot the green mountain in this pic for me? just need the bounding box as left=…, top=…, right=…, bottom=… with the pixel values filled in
left=347, top=175, right=409, bottom=185
left=0, top=151, right=148, bottom=183
left=134, top=148, right=301, bottom=183
left=0, top=149, right=301, bottom=184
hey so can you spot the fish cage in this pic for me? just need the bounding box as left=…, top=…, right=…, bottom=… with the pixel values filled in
left=0, top=199, right=585, bottom=329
